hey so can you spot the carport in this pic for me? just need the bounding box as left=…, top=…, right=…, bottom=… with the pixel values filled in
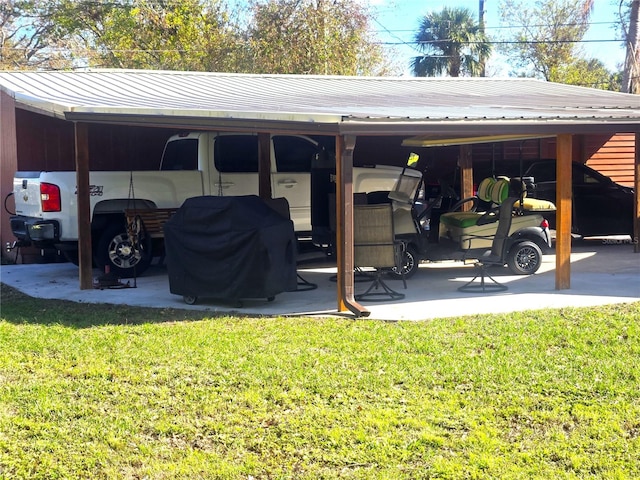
left=1, top=70, right=639, bottom=317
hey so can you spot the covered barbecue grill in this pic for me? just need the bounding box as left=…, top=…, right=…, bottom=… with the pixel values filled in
left=164, top=195, right=297, bottom=305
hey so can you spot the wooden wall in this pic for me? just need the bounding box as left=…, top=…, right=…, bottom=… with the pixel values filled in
left=15, top=110, right=177, bottom=171
left=468, top=135, right=636, bottom=186
left=355, top=134, right=637, bottom=187
left=584, top=133, right=636, bottom=187
left=1, top=90, right=18, bottom=254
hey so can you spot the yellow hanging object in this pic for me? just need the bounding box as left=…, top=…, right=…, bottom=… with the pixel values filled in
left=407, top=152, right=419, bottom=167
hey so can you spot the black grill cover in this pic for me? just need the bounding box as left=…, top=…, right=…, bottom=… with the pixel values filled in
left=164, top=195, right=297, bottom=300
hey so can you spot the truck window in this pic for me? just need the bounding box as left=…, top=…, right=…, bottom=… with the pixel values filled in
left=160, top=139, right=198, bottom=171
left=273, top=136, right=317, bottom=173
left=214, top=135, right=259, bottom=173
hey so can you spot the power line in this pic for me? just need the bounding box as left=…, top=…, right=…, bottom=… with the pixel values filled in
left=383, top=38, right=625, bottom=47
left=373, top=20, right=620, bottom=35
left=3, top=36, right=626, bottom=54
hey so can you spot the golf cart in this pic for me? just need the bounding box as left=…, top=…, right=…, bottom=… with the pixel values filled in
left=386, top=167, right=555, bottom=278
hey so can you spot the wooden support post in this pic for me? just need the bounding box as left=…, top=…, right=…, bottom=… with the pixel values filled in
left=335, top=135, right=369, bottom=317
left=75, top=122, right=93, bottom=290
left=459, top=145, right=474, bottom=210
left=555, top=134, right=573, bottom=290
left=258, top=132, right=272, bottom=200
left=634, top=132, right=640, bottom=253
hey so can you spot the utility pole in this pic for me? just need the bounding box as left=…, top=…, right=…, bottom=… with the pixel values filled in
left=479, top=0, right=486, bottom=77
left=623, top=0, right=639, bottom=93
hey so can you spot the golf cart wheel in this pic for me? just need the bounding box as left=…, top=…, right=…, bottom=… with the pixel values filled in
left=391, top=244, right=419, bottom=279
left=183, top=295, right=198, bottom=305
left=507, top=241, right=542, bottom=275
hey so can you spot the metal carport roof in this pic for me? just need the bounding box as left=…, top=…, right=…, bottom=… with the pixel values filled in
left=0, top=69, right=639, bottom=135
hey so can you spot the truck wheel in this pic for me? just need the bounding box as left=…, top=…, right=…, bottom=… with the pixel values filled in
left=391, top=244, right=419, bottom=279
left=96, top=221, right=152, bottom=277
left=506, top=241, right=542, bottom=275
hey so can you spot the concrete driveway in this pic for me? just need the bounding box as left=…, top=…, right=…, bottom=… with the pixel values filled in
left=1, top=238, right=638, bottom=321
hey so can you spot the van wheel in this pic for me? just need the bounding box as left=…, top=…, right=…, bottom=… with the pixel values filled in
left=183, top=295, right=198, bottom=305
left=391, top=244, right=419, bottom=279
left=96, top=221, right=152, bottom=277
left=507, top=241, right=542, bottom=275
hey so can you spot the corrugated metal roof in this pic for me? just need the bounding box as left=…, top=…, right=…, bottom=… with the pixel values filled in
left=0, top=69, right=639, bottom=135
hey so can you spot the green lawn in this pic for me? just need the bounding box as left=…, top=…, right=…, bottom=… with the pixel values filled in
left=1, top=283, right=639, bottom=479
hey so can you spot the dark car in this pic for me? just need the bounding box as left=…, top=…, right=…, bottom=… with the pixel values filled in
left=523, top=160, right=634, bottom=237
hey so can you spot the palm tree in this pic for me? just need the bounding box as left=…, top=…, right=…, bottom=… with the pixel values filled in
left=411, top=7, right=492, bottom=77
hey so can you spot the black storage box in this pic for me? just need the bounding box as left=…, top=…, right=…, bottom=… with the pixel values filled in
left=164, top=195, right=297, bottom=303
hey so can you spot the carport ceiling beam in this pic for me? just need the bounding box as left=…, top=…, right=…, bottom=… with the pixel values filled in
left=402, top=134, right=556, bottom=147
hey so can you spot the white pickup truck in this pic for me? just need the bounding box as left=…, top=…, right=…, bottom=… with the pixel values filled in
left=10, top=132, right=403, bottom=277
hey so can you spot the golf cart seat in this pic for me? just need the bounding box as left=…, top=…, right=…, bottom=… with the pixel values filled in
left=439, top=177, right=548, bottom=251
left=512, top=176, right=557, bottom=213
left=457, top=195, right=520, bottom=293
left=439, top=177, right=508, bottom=229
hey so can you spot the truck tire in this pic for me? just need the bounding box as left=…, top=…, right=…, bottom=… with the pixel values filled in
left=506, top=240, right=542, bottom=275
left=96, top=221, right=152, bottom=277
left=390, top=244, right=419, bottom=279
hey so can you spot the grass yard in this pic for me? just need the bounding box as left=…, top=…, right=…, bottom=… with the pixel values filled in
left=1, top=283, right=639, bottom=479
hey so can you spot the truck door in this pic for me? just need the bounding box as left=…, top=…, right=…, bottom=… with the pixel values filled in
left=212, top=134, right=260, bottom=198
left=272, top=135, right=318, bottom=233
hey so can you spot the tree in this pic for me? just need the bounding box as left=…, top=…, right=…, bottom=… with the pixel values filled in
left=2, top=0, right=242, bottom=71
left=245, top=0, right=394, bottom=75
left=0, top=0, right=79, bottom=70
left=2, top=0, right=394, bottom=75
left=92, top=0, right=245, bottom=71
left=554, top=58, right=621, bottom=90
left=498, top=0, right=597, bottom=82
left=411, top=7, right=492, bottom=77
left=618, top=0, right=639, bottom=93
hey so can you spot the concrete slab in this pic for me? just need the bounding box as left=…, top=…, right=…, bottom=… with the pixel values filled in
left=1, top=238, right=638, bottom=321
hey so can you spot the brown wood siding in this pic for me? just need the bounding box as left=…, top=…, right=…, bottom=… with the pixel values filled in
left=16, top=110, right=76, bottom=171
left=15, top=110, right=177, bottom=172
left=1, top=90, right=18, bottom=252
left=585, top=133, right=635, bottom=187
left=87, top=124, right=175, bottom=171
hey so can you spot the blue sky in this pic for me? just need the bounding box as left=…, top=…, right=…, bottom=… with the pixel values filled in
left=368, top=0, right=626, bottom=76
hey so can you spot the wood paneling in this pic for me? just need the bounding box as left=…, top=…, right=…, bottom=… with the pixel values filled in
left=585, top=133, right=636, bottom=186
left=16, top=110, right=75, bottom=170
left=1, top=90, right=18, bottom=253
left=15, top=110, right=176, bottom=172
